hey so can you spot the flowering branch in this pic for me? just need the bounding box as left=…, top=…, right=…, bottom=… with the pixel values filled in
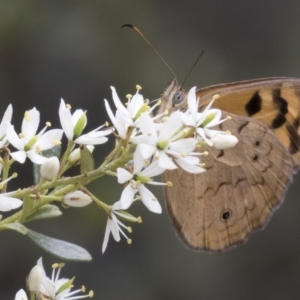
left=0, top=84, right=238, bottom=261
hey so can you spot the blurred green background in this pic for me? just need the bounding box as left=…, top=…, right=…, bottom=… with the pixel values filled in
left=1, top=0, right=300, bottom=299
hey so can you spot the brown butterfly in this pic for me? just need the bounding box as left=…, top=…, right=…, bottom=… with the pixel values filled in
left=158, top=77, right=300, bottom=251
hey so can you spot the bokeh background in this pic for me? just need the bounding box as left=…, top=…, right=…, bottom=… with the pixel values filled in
left=1, top=1, right=300, bottom=299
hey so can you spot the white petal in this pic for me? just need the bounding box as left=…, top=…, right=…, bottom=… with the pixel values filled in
left=22, top=107, right=40, bottom=138
left=119, top=185, right=136, bottom=210
left=111, top=214, right=121, bottom=242
left=27, top=151, right=47, bottom=164
left=138, top=185, right=162, bottom=213
left=72, top=109, right=85, bottom=127
left=75, top=135, right=108, bottom=145
left=141, top=160, right=165, bottom=177
left=169, top=138, right=198, bottom=153
left=104, top=99, right=117, bottom=128
left=0, top=195, right=22, bottom=211
left=102, top=219, right=112, bottom=254
left=138, top=113, right=158, bottom=140
left=159, top=111, right=183, bottom=141
left=137, top=143, right=156, bottom=159
left=59, top=99, right=74, bottom=140
left=10, top=150, right=26, bottom=163
left=180, top=112, right=196, bottom=127
left=175, top=157, right=205, bottom=174
left=133, top=146, right=146, bottom=173
left=129, top=92, right=144, bottom=117
left=117, top=168, right=133, bottom=183
left=36, top=129, right=63, bottom=150
left=110, top=86, right=128, bottom=116
left=6, top=124, right=24, bottom=150
left=187, top=86, right=198, bottom=120
left=0, top=104, right=12, bottom=138
left=158, top=151, right=177, bottom=169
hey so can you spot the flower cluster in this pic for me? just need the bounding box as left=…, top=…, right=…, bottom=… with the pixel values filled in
left=102, top=85, right=238, bottom=252
left=15, top=257, right=93, bottom=300
left=0, top=84, right=238, bottom=261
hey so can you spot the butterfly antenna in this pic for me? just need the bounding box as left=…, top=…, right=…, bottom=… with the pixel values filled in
left=180, top=50, right=204, bottom=90
left=122, top=24, right=177, bottom=79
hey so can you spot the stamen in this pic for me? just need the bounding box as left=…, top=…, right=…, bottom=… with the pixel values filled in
left=89, top=291, right=94, bottom=297
left=19, top=133, right=25, bottom=138
left=136, top=84, right=142, bottom=90
left=105, top=121, right=109, bottom=126
left=202, top=151, right=209, bottom=156
left=52, top=139, right=62, bottom=145
left=46, top=121, right=51, bottom=127
left=66, top=104, right=71, bottom=110
left=127, top=226, right=132, bottom=233
left=212, top=94, right=220, bottom=100
left=127, top=238, right=132, bottom=245
left=167, top=181, right=173, bottom=187
left=226, top=115, right=232, bottom=120
left=126, top=94, right=132, bottom=99
left=137, top=216, right=142, bottom=223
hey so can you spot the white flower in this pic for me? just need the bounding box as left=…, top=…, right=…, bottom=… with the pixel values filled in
left=40, top=156, right=60, bottom=181
left=59, top=99, right=113, bottom=145
left=132, top=111, right=200, bottom=171
left=181, top=87, right=238, bottom=147
left=7, top=108, right=63, bottom=164
left=63, top=191, right=92, bottom=207
left=0, top=104, right=12, bottom=148
left=117, top=161, right=166, bottom=213
left=37, top=257, right=93, bottom=299
left=15, top=289, right=28, bottom=300
left=102, top=201, right=138, bottom=253
left=104, top=85, right=154, bottom=139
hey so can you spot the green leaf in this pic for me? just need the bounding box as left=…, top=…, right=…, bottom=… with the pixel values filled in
left=25, top=204, right=62, bottom=222
left=26, top=229, right=92, bottom=261
left=2, top=223, right=28, bottom=235
left=33, top=145, right=61, bottom=184
left=80, top=145, right=95, bottom=174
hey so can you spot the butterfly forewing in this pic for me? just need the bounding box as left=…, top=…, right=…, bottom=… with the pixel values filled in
left=196, top=77, right=300, bottom=171
left=160, top=77, right=300, bottom=251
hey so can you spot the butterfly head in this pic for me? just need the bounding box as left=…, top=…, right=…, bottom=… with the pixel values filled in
left=158, top=79, right=188, bottom=115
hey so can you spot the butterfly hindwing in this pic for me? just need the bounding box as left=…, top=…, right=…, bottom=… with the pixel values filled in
left=163, top=112, right=294, bottom=251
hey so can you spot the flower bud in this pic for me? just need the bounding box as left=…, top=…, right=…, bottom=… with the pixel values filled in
left=68, top=145, right=94, bottom=166
left=28, top=265, right=44, bottom=293
left=40, top=157, right=60, bottom=181
left=210, top=133, right=238, bottom=149
left=64, top=191, right=92, bottom=207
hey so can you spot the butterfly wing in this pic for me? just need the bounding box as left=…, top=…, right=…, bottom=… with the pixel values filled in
left=196, top=77, right=300, bottom=171
left=163, top=112, right=294, bottom=251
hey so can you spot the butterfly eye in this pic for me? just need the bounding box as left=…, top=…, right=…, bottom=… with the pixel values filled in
left=253, top=140, right=261, bottom=147
left=172, top=91, right=185, bottom=106
left=220, top=209, right=232, bottom=222
left=252, top=154, right=259, bottom=161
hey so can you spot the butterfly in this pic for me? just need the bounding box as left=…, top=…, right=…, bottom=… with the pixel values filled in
left=157, top=77, right=300, bottom=252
